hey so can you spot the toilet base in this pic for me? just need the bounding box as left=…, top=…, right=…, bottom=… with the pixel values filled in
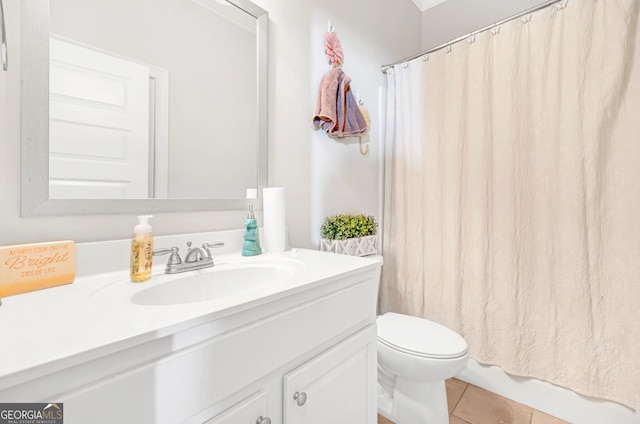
left=377, top=377, right=449, bottom=424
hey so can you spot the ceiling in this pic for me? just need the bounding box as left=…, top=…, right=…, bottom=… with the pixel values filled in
left=418, top=0, right=552, bottom=50
left=411, top=0, right=450, bottom=11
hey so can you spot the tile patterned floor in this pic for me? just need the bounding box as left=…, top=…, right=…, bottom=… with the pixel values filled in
left=377, top=378, right=570, bottom=424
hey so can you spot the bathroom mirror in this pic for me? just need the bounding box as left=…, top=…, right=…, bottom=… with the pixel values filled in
left=21, top=0, right=268, bottom=216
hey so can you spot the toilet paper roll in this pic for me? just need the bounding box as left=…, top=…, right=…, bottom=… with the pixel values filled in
left=263, top=187, right=286, bottom=252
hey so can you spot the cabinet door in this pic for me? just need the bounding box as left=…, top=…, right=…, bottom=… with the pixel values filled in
left=283, top=325, right=377, bottom=424
left=204, top=391, right=270, bottom=424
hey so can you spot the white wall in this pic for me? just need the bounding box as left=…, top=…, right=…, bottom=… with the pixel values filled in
left=0, top=0, right=420, bottom=246
left=251, top=0, right=421, bottom=248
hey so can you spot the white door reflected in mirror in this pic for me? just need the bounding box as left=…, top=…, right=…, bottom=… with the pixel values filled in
left=48, top=0, right=259, bottom=200
left=49, top=38, right=154, bottom=199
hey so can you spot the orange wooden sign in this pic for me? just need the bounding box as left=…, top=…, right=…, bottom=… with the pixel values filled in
left=0, top=241, right=75, bottom=297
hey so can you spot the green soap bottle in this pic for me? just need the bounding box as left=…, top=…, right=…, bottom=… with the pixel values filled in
left=242, top=204, right=262, bottom=256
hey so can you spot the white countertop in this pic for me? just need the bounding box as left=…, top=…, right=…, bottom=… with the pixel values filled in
left=0, top=248, right=381, bottom=391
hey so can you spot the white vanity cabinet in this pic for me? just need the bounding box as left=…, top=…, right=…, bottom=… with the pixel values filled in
left=283, top=326, right=377, bottom=424
left=204, top=391, right=270, bottom=424
left=0, top=252, right=380, bottom=424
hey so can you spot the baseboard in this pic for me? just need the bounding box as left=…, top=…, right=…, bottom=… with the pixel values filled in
left=457, top=358, right=639, bottom=424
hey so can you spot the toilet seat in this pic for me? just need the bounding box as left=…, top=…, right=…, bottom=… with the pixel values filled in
left=377, top=312, right=468, bottom=359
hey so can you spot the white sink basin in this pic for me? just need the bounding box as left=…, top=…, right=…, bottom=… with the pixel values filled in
left=132, top=264, right=292, bottom=305
left=92, top=257, right=304, bottom=306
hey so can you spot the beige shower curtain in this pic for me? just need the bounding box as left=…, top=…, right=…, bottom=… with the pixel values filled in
left=380, top=0, right=640, bottom=410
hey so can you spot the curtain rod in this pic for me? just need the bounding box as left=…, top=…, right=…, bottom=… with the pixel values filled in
left=380, top=0, right=565, bottom=73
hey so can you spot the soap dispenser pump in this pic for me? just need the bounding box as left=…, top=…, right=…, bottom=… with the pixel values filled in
left=242, top=204, right=262, bottom=256
left=131, top=215, right=154, bottom=282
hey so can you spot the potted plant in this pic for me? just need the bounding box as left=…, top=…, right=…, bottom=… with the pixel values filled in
left=320, top=213, right=378, bottom=256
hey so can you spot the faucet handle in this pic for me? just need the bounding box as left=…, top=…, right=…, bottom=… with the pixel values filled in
left=154, top=246, right=182, bottom=265
left=168, top=247, right=182, bottom=265
left=203, top=242, right=224, bottom=258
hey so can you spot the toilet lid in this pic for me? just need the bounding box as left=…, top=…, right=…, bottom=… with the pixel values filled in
left=377, top=313, right=468, bottom=359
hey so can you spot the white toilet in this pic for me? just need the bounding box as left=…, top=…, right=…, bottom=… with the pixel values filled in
left=377, top=312, right=469, bottom=424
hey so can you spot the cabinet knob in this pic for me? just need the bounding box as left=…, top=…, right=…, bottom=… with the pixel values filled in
left=293, top=391, right=307, bottom=406
left=256, top=417, right=271, bottom=424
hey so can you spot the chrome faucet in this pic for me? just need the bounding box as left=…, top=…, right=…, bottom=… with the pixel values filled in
left=154, top=241, right=224, bottom=274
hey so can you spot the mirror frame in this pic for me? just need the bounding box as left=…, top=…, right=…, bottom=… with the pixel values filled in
left=21, top=0, right=268, bottom=216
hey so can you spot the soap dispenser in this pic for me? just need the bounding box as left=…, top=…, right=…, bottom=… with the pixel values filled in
left=242, top=204, right=262, bottom=256
left=131, top=215, right=154, bottom=282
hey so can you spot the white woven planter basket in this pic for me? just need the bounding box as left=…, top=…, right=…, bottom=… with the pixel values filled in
left=320, top=235, right=377, bottom=257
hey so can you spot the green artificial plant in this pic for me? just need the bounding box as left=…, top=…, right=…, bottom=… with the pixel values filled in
left=320, top=214, right=377, bottom=240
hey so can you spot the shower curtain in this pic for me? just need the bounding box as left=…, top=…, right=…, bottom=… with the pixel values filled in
left=380, top=0, right=640, bottom=410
